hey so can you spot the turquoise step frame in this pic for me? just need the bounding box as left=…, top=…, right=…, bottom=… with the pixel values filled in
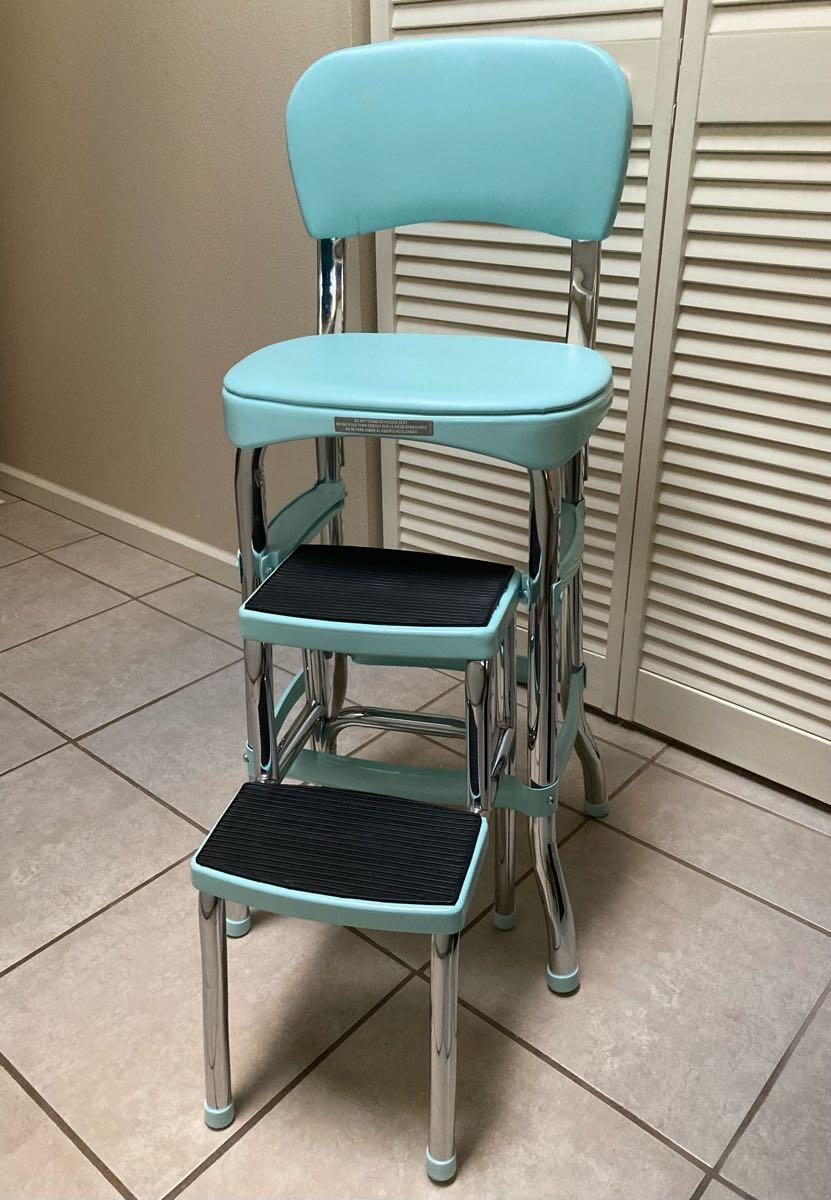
left=190, top=813, right=488, bottom=935
left=241, top=571, right=522, bottom=661
left=238, top=489, right=583, bottom=670
left=240, top=495, right=590, bottom=818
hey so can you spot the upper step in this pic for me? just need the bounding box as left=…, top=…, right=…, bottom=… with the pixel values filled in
left=239, top=545, right=522, bottom=661
left=191, top=781, right=488, bottom=934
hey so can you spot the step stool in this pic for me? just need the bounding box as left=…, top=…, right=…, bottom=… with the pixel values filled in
left=190, top=35, right=631, bottom=1182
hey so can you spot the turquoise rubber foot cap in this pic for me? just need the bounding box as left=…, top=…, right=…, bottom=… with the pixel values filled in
left=491, top=910, right=517, bottom=931
left=426, top=1150, right=457, bottom=1183
left=204, top=1100, right=234, bottom=1130
left=547, top=965, right=580, bottom=995
left=226, top=912, right=252, bottom=938
left=583, top=799, right=609, bottom=818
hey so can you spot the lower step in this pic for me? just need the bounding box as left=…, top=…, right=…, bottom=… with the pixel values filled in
left=191, top=781, right=488, bottom=935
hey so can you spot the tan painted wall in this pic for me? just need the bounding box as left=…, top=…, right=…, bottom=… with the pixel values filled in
left=0, top=0, right=378, bottom=555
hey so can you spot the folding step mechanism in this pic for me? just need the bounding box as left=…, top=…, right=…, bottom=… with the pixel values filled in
left=192, top=463, right=602, bottom=1184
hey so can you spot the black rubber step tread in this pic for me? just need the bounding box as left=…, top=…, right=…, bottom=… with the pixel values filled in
left=244, top=544, right=514, bottom=628
left=196, top=781, right=482, bottom=906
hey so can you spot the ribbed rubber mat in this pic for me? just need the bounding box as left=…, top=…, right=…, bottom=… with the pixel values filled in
left=196, top=782, right=482, bottom=905
left=244, top=545, right=514, bottom=628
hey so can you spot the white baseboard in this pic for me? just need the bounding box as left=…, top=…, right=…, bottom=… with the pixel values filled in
left=0, top=463, right=238, bottom=588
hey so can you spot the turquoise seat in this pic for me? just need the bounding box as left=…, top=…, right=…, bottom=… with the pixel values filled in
left=224, top=333, right=614, bottom=470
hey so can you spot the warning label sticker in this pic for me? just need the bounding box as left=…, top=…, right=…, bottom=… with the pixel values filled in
left=334, top=417, right=434, bottom=436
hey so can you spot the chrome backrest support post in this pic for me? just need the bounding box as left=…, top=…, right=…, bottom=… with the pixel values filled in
left=316, top=236, right=346, bottom=546
left=311, top=237, right=348, bottom=737
left=565, top=240, right=600, bottom=349
left=565, top=239, right=601, bottom=485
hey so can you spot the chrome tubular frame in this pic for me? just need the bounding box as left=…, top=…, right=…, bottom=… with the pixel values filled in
left=236, top=446, right=278, bottom=783
left=275, top=694, right=326, bottom=780
left=493, top=620, right=517, bottom=927
left=312, top=236, right=348, bottom=747
left=527, top=468, right=561, bottom=791
left=561, top=456, right=607, bottom=814
left=232, top=446, right=279, bottom=933
left=428, top=930, right=460, bottom=1182
left=198, top=892, right=233, bottom=1127
left=527, top=467, right=579, bottom=991
left=563, top=239, right=607, bottom=814
left=464, top=658, right=494, bottom=814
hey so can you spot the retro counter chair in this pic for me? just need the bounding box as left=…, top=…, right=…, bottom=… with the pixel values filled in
left=190, top=36, right=631, bottom=1182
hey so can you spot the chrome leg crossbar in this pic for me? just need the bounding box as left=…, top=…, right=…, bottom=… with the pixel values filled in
left=323, top=705, right=466, bottom=741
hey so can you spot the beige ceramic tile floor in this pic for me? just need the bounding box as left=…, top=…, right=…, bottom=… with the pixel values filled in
left=1, top=492, right=829, bottom=1200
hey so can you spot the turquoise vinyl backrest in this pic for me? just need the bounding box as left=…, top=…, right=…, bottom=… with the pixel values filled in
left=286, top=37, right=632, bottom=242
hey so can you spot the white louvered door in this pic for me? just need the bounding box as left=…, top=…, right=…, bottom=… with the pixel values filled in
left=371, top=0, right=685, bottom=709
left=371, top=0, right=830, bottom=800
left=618, top=0, right=831, bottom=800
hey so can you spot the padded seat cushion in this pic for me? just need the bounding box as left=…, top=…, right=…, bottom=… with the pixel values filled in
left=224, top=333, right=612, bottom=416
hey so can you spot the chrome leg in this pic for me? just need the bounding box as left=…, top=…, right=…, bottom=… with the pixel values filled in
left=493, top=624, right=517, bottom=929
left=427, top=931, right=460, bottom=1183
left=314, top=432, right=348, bottom=750
left=563, top=576, right=608, bottom=816
left=303, top=649, right=336, bottom=753
left=492, top=807, right=517, bottom=931
left=234, top=447, right=279, bottom=937
left=561, top=453, right=608, bottom=819
left=315, top=239, right=348, bottom=735
left=236, top=447, right=278, bottom=784
left=198, top=892, right=234, bottom=1129
left=465, top=659, right=494, bottom=813
left=527, top=468, right=579, bottom=993
left=576, top=713, right=608, bottom=817
left=528, top=814, right=579, bottom=993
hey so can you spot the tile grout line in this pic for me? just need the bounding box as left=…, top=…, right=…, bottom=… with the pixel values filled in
left=58, top=657, right=241, bottom=741
left=0, top=853, right=194, bottom=982
left=76, top=743, right=210, bottom=834
left=445, top=988, right=712, bottom=1177
left=134, top=595, right=243, bottom=653
left=0, top=741, right=64, bottom=782
left=40, top=548, right=194, bottom=603
left=348, top=926, right=424, bottom=973
left=711, top=1180, right=758, bottom=1200
left=0, top=592, right=133, bottom=654
left=0, top=492, right=208, bottom=574
left=595, top=819, right=831, bottom=938
left=0, top=579, right=241, bottom=662
left=158, top=971, right=418, bottom=1200
left=651, top=748, right=831, bottom=841
left=0, top=1053, right=139, bottom=1200
left=687, top=1177, right=758, bottom=1200
left=0, top=655, right=240, bottom=778
left=38, top=536, right=260, bottom=661
left=708, top=974, right=831, bottom=1184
